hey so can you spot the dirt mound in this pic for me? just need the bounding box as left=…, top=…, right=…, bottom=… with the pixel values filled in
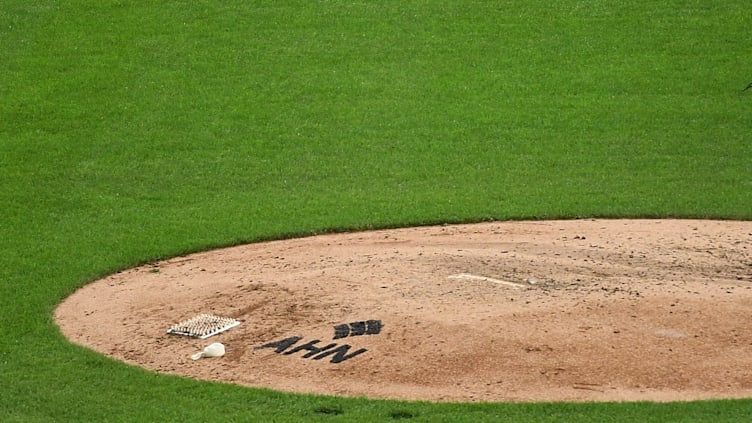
left=55, top=219, right=752, bottom=402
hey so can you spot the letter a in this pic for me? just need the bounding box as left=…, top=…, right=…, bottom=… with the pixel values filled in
left=254, top=336, right=303, bottom=353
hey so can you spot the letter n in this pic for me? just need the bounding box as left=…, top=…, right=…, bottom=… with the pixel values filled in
left=312, top=344, right=367, bottom=364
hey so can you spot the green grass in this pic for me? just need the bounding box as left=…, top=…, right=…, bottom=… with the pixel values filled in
left=1, top=0, right=751, bottom=421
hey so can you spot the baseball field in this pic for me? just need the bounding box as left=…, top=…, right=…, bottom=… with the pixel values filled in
left=2, top=1, right=752, bottom=421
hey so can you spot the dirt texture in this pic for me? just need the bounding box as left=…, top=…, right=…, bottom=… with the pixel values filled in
left=55, top=219, right=752, bottom=402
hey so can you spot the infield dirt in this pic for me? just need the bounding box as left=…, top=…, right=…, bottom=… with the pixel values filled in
left=56, top=219, right=752, bottom=402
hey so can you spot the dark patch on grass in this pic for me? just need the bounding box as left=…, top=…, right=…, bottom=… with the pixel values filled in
left=390, top=410, right=416, bottom=419
left=313, top=405, right=344, bottom=415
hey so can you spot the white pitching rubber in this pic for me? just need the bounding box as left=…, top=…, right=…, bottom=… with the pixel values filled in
left=448, top=273, right=527, bottom=289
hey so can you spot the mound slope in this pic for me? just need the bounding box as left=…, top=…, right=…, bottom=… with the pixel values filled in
left=56, top=220, right=752, bottom=402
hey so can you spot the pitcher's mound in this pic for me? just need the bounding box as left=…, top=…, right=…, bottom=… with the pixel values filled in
left=55, top=220, right=752, bottom=402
